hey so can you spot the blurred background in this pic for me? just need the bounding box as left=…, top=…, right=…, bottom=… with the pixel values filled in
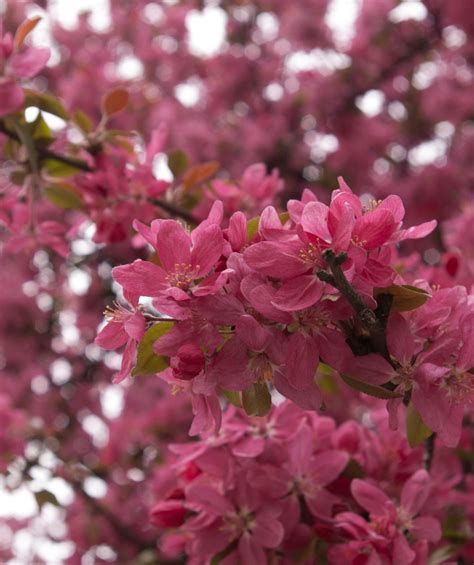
left=1, top=0, right=473, bottom=563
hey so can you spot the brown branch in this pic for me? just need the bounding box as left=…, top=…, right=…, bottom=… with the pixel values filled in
left=0, top=121, right=94, bottom=172
left=148, top=198, right=197, bottom=224
left=70, top=478, right=157, bottom=551
left=317, top=249, right=393, bottom=364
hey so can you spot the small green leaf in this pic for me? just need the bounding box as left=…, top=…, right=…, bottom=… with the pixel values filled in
left=246, top=216, right=260, bottom=240
left=340, top=373, right=402, bottom=400
left=374, top=284, right=430, bottom=312
left=74, top=110, right=93, bottom=134
left=222, top=389, right=242, bottom=408
left=242, top=382, right=272, bottom=417
left=167, top=149, right=188, bottom=178
left=406, top=402, right=432, bottom=447
left=44, top=184, right=83, bottom=209
left=24, top=91, right=70, bottom=121
left=34, top=489, right=60, bottom=510
left=132, top=322, right=173, bottom=377
left=42, top=158, right=83, bottom=177
left=30, top=113, right=54, bottom=145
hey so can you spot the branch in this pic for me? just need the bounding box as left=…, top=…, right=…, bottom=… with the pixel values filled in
left=424, top=433, right=436, bottom=471
left=317, top=250, right=392, bottom=363
left=70, top=477, right=157, bottom=551
left=148, top=198, right=197, bottom=224
left=0, top=121, right=93, bottom=172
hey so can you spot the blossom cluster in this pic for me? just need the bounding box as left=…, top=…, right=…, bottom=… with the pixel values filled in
left=96, top=178, right=473, bottom=446
left=151, top=400, right=471, bottom=564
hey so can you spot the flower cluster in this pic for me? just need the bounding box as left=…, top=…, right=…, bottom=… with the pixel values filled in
left=96, top=178, right=473, bottom=447
left=151, top=400, right=468, bottom=564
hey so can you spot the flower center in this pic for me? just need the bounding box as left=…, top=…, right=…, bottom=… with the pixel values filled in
left=166, top=263, right=199, bottom=289
left=103, top=301, right=133, bottom=322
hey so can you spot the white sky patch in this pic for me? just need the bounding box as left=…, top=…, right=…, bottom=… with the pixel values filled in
left=101, top=386, right=125, bottom=420
left=153, top=153, right=173, bottom=182
left=116, top=55, right=144, bottom=80
left=49, top=0, right=111, bottom=32
left=389, top=0, right=428, bottom=23
left=408, top=139, right=447, bottom=167
left=186, top=7, right=228, bottom=57
left=286, top=49, right=351, bottom=75
left=175, top=81, right=201, bottom=107
left=356, top=89, right=385, bottom=117
left=325, top=0, right=360, bottom=48
left=68, top=268, right=92, bottom=296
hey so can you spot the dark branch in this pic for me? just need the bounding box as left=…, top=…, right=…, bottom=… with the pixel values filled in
left=0, top=121, right=94, bottom=172
left=317, top=249, right=392, bottom=363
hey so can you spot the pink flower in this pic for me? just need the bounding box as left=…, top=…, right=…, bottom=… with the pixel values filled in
left=113, top=219, right=224, bottom=304
left=95, top=302, right=146, bottom=383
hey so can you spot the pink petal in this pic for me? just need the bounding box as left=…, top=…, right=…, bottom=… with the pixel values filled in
left=401, top=470, right=430, bottom=516
left=112, top=339, right=136, bottom=383
left=411, top=516, right=441, bottom=542
left=394, top=220, right=437, bottom=242
left=123, top=310, right=146, bottom=341
left=9, top=47, right=50, bottom=78
left=95, top=321, right=128, bottom=350
left=351, top=480, right=392, bottom=515
left=228, top=211, right=247, bottom=250
left=387, top=313, right=415, bottom=364
left=186, top=482, right=233, bottom=515
left=112, top=260, right=167, bottom=298
left=189, top=394, right=222, bottom=436
left=238, top=534, right=266, bottom=565
left=251, top=513, right=284, bottom=548
left=273, top=370, right=321, bottom=411
left=285, top=333, right=319, bottom=390
left=301, top=201, right=331, bottom=242
left=191, top=224, right=223, bottom=277
left=236, top=315, right=271, bottom=351
left=353, top=208, right=397, bottom=249
left=378, top=194, right=405, bottom=223
left=344, top=353, right=394, bottom=385
left=309, top=450, right=349, bottom=486
left=271, top=275, right=324, bottom=311
left=393, top=533, right=415, bottom=565
left=155, top=220, right=191, bottom=272
left=0, top=79, right=24, bottom=116
left=288, top=425, right=313, bottom=475
left=244, top=241, right=309, bottom=279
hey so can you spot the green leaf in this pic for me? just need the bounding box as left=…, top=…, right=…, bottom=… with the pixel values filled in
left=24, top=91, right=70, bottom=121
left=406, top=402, right=432, bottom=447
left=242, top=382, right=272, bottom=417
left=132, top=322, right=173, bottom=377
left=30, top=113, right=54, bottom=145
left=167, top=149, right=188, bottom=178
left=246, top=216, right=260, bottom=239
left=42, top=158, right=83, bottom=177
left=74, top=110, right=93, bottom=134
left=340, top=373, right=402, bottom=400
left=34, top=489, right=60, bottom=510
left=14, top=121, right=39, bottom=174
left=222, top=389, right=242, bottom=408
left=44, top=185, right=83, bottom=210
left=374, top=284, right=430, bottom=312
